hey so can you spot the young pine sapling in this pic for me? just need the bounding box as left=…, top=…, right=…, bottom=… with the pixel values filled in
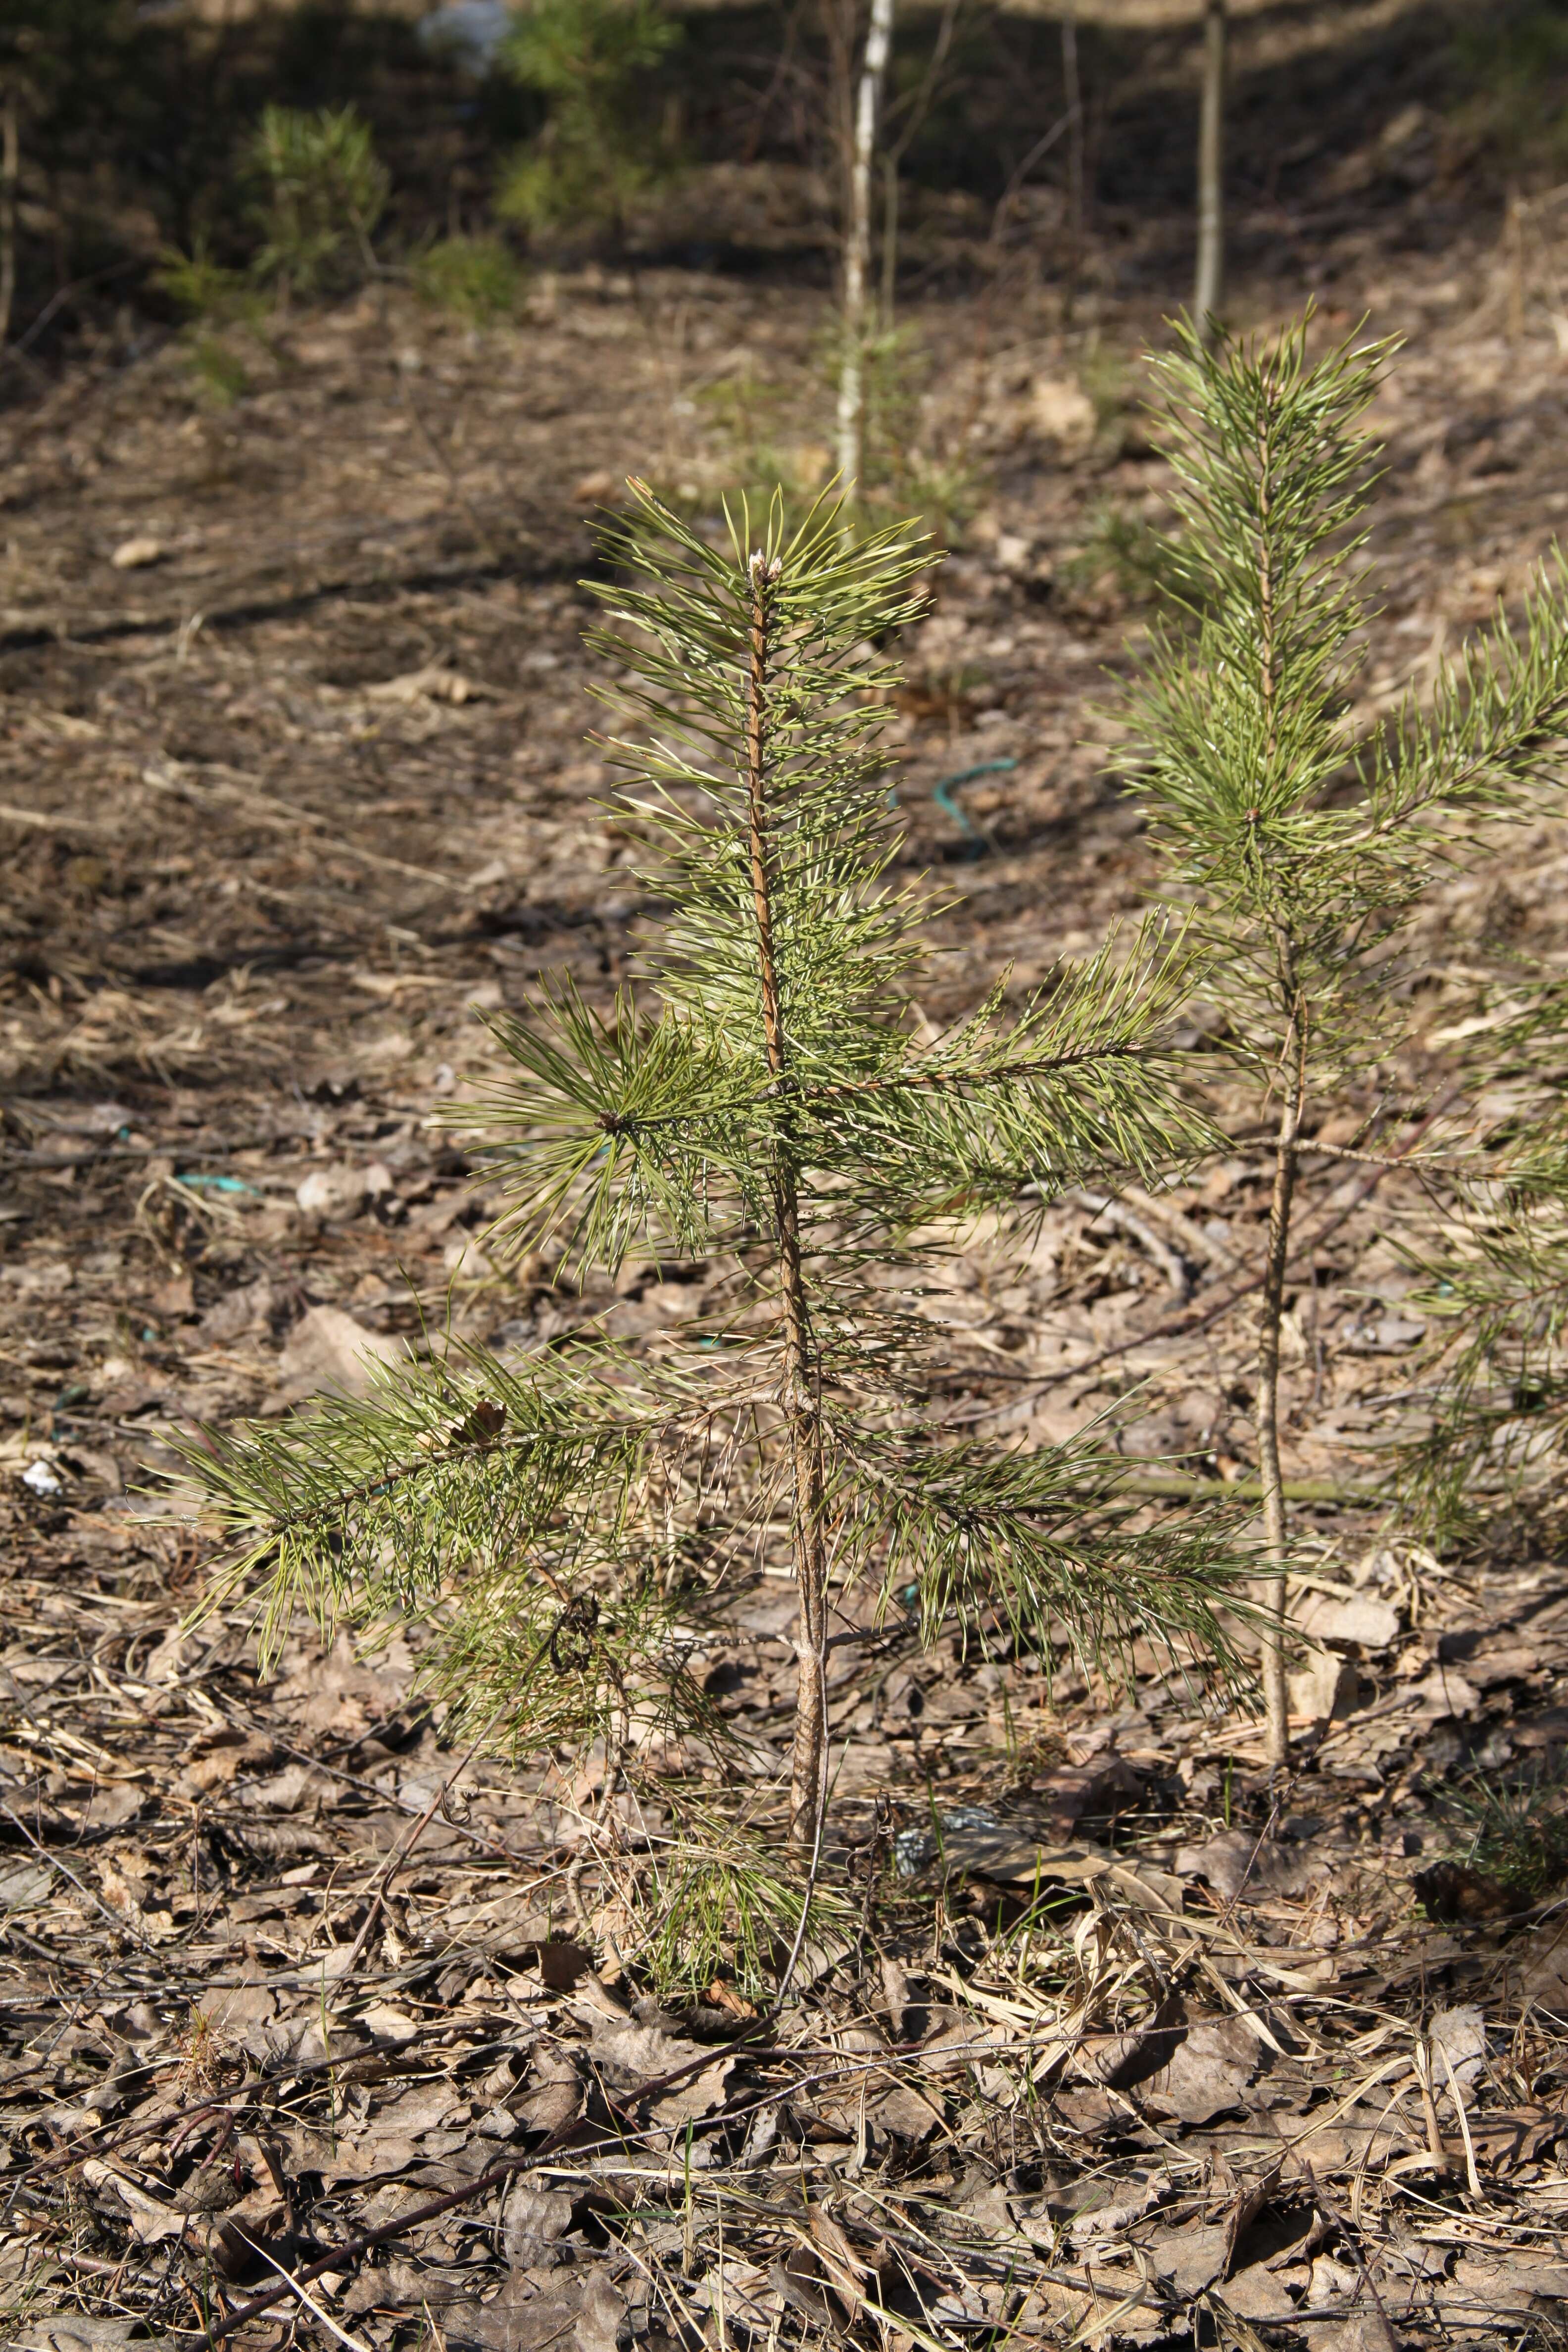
left=498, top=0, right=682, bottom=248
left=181, top=487, right=1248, bottom=1984
left=248, top=104, right=389, bottom=304
left=1401, top=976, right=1568, bottom=1553
left=1125, top=318, right=1568, bottom=1765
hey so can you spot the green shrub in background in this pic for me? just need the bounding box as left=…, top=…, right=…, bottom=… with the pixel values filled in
left=497, top=0, right=682, bottom=244
left=1060, top=498, right=1192, bottom=617
left=683, top=363, right=819, bottom=518
left=1450, top=3, right=1568, bottom=178
left=156, top=105, right=389, bottom=392
left=678, top=328, right=982, bottom=551
left=249, top=102, right=389, bottom=300
left=853, top=325, right=982, bottom=548
left=152, top=232, right=273, bottom=405
left=410, top=232, right=525, bottom=326
left=152, top=235, right=256, bottom=334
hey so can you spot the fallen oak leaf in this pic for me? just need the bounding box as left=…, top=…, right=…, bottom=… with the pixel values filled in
left=806, top=2205, right=873, bottom=2320
left=202, top=2019, right=786, bottom=2340
left=704, top=1976, right=757, bottom=2019
left=81, top=2160, right=185, bottom=2244
left=1221, top=2157, right=1282, bottom=2282
left=1413, top=1861, right=1510, bottom=1922
left=454, top=1397, right=507, bottom=1450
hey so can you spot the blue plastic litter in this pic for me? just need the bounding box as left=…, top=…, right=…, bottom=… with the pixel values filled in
left=419, top=0, right=509, bottom=68
left=931, top=756, right=1018, bottom=850
left=175, top=1173, right=258, bottom=1196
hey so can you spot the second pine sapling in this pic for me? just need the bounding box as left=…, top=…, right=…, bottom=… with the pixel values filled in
left=1125, top=317, right=1568, bottom=1766
left=180, top=485, right=1248, bottom=1983
left=1401, top=976, right=1568, bottom=1553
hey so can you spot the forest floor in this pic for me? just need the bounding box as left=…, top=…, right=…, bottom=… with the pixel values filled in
left=9, top=115, right=1568, bottom=2352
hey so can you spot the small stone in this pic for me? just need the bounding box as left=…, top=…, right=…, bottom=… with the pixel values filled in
left=110, top=536, right=165, bottom=570
left=1030, top=377, right=1097, bottom=454
left=296, top=1164, right=371, bottom=1220
left=571, top=467, right=618, bottom=503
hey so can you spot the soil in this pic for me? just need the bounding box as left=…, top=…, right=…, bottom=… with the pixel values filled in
left=8, top=58, right=1568, bottom=2352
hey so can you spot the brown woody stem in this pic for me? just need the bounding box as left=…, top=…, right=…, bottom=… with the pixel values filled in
left=743, top=551, right=831, bottom=1851
left=1257, top=1007, right=1304, bottom=1767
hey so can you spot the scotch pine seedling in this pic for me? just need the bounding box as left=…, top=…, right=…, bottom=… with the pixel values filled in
left=1125, top=317, right=1568, bottom=1764
left=181, top=486, right=1249, bottom=1971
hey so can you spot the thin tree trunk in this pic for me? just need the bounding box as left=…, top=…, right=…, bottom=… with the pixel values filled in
left=1257, top=1019, right=1304, bottom=1767
left=836, top=0, right=895, bottom=508
left=0, top=89, right=18, bottom=351
left=1249, top=373, right=1295, bottom=1769
left=743, top=550, right=831, bottom=1850
left=1506, top=184, right=1526, bottom=345
left=1195, top=0, right=1225, bottom=342
left=1062, top=11, right=1082, bottom=313
left=880, top=0, right=958, bottom=332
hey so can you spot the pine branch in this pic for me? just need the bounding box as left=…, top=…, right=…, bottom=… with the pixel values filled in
left=837, top=1421, right=1258, bottom=1682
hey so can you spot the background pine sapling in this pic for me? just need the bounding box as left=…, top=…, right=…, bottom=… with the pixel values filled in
left=497, top=0, right=682, bottom=248
left=178, top=483, right=1250, bottom=1987
left=1400, top=975, right=1568, bottom=1554
left=1124, top=316, right=1568, bottom=1766
left=248, top=103, right=389, bottom=304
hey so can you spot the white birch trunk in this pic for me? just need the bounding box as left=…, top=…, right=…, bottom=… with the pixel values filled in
left=836, top=0, right=895, bottom=506
left=1195, top=0, right=1225, bottom=341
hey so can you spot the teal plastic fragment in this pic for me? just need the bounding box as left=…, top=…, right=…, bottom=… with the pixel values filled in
left=931, top=756, right=1018, bottom=849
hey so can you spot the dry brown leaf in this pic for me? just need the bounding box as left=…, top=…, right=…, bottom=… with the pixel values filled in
left=272, top=1304, right=407, bottom=1402
left=1142, top=2015, right=1264, bottom=2125
left=503, top=2181, right=578, bottom=2270
left=81, top=2160, right=185, bottom=2243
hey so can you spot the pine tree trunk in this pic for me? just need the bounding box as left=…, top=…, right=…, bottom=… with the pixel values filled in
left=742, top=552, right=832, bottom=1851
left=1257, top=1026, right=1304, bottom=1769
left=1195, top=0, right=1225, bottom=343
left=836, top=0, right=895, bottom=507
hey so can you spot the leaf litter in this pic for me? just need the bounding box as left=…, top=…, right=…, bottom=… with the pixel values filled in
left=9, top=189, right=1568, bottom=2352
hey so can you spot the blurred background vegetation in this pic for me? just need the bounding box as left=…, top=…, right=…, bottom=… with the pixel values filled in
left=0, top=0, right=1563, bottom=368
